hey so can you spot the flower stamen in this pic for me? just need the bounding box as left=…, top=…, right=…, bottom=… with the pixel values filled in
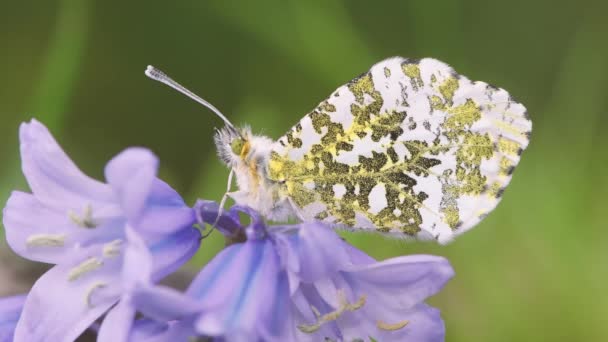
left=102, top=239, right=123, bottom=258
left=68, top=204, right=97, bottom=228
left=68, top=257, right=103, bottom=281
left=298, top=289, right=367, bottom=334
left=26, top=234, right=66, bottom=247
left=311, top=305, right=322, bottom=318
left=376, top=319, right=410, bottom=331
left=85, top=281, right=108, bottom=308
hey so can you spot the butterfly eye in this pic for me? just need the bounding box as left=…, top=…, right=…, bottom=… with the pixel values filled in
left=230, top=137, right=246, bottom=155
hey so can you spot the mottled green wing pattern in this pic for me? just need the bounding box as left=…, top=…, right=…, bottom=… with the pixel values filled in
left=268, top=57, right=531, bottom=243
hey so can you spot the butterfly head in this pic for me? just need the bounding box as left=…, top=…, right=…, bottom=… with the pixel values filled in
left=214, top=126, right=252, bottom=166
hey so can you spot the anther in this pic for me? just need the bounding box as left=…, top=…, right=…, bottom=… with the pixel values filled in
left=26, top=234, right=66, bottom=247
left=345, top=294, right=366, bottom=311
left=297, top=323, right=321, bottom=334
left=102, top=239, right=122, bottom=258
left=376, top=319, right=409, bottom=331
left=85, top=281, right=108, bottom=308
left=310, top=305, right=322, bottom=319
left=298, top=290, right=367, bottom=334
left=68, top=204, right=97, bottom=228
left=68, top=257, right=103, bottom=281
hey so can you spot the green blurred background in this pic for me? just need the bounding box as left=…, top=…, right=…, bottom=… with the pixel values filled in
left=1, top=0, right=607, bottom=340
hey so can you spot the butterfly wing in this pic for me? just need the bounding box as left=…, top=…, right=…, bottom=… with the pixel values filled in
left=268, top=57, right=531, bottom=243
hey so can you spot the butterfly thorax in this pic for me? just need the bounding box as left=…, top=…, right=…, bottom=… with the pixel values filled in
left=214, top=126, right=294, bottom=221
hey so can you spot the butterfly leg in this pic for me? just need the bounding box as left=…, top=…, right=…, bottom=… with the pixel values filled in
left=204, top=169, right=235, bottom=238
left=286, top=197, right=306, bottom=221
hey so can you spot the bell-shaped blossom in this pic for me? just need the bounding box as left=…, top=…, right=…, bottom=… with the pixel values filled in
left=281, top=227, right=450, bottom=342
left=1, top=120, right=200, bottom=342
left=94, top=224, right=199, bottom=342
left=129, top=203, right=454, bottom=342
left=0, top=294, right=26, bottom=342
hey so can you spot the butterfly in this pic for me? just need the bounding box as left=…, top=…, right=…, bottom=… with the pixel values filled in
left=146, top=57, right=531, bottom=244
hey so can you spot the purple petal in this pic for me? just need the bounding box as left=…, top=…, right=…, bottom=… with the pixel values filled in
left=14, top=246, right=122, bottom=341
left=146, top=179, right=187, bottom=207
left=293, top=279, right=447, bottom=342
left=0, top=294, right=26, bottom=342
left=129, top=319, right=168, bottom=339
left=343, top=255, right=454, bottom=311
left=344, top=243, right=376, bottom=265
left=291, top=284, right=342, bottom=340
left=194, top=200, right=242, bottom=236
left=132, top=286, right=203, bottom=322
left=287, top=222, right=352, bottom=282
left=18, top=119, right=113, bottom=208
left=104, top=148, right=158, bottom=223
left=3, top=191, right=123, bottom=264
left=340, top=303, right=445, bottom=342
left=148, top=227, right=201, bottom=282
left=135, top=180, right=195, bottom=235
left=130, top=319, right=193, bottom=342
left=136, top=206, right=195, bottom=235
left=220, top=242, right=280, bottom=333
left=122, top=226, right=153, bottom=286
left=120, top=226, right=201, bottom=320
left=229, top=205, right=266, bottom=239
left=257, top=272, right=298, bottom=342
left=97, top=301, right=136, bottom=342
left=185, top=243, right=242, bottom=305
left=192, top=240, right=282, bottom=338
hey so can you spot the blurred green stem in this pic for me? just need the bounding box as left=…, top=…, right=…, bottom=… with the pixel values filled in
left=30, top=0, right=90, bottom=131
left=0, top=0, right=90, bottom=211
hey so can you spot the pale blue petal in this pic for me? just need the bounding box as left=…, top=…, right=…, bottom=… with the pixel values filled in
left=291, top=254, right=452, bottom=341
left=343, top=255, right=454, bottom=311
left=146, top=179, right=187, bottom=207
left=340, top=303, right=445, bottom=342
left=0, top=294, right=26, bottom=342
left=185, top=243, right=242, bottom=305
left=132, top=286, right=203, bottom=322
left=119, top=226, right=201, bottom=321
left=136, top=206, right=195, bottom=235
left=18, top=119, right=113, bottom=209
left=194, top=200, right=242, bottom=236
left=292, top=283, right=342, bottom=340
left=104, top=148, right=158, bottom=223
left=97, top=301, right=136, bottom=342
left=258, top=272, right=298, bottom=342
left=344, top=243, right=376, bottom=265
left=129, top=319, right=168, bottom=340
left=231, top=206, right=266, bottom=239
left=13, top=246, right=122, bottom=342
left=130, top=319, right=193, bottom=342
left=3, top=191, right=123, bottom=264
left=193, top=240, right=282, bottom=339
left=288, top=222, right=352, bottom=282
left=122, top=226, right=153, bottom=286
left=148, top=227, right=201, bottom=281
left=135, top=179, right=195, bottom=234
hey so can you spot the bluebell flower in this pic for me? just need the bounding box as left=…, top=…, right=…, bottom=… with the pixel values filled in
left=1, top=120, right=200, bottom=341
left=0, top=294, right=26, bottom=342
left=95, top=224, right=198, bottom=342
left=130, top=202, right=454, bottom=342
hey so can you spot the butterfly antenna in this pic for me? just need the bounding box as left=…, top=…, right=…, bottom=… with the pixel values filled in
left=145, top=65, right=236, bottom=130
